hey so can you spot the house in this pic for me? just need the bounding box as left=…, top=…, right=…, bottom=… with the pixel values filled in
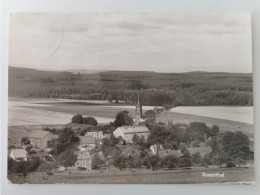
left=75, top=151, right=92, bottom=170
left=78, top=136, right=96, bottom=151
left=188, top=146, right=212, bottom=158
left=113, top=126, right=150, bottom=143
left=85, top=126, right=103, bottom=140
left=10, top=149, right=28, bottom=161
left=150, top=144, right=164, bottom=155
left=28, top=130, right=56, bottom=150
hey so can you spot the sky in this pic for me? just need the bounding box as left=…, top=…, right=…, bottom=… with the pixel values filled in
left=9, top=13, right=252, bottom=73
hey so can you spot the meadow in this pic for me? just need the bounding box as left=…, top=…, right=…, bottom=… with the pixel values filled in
left=8, top=166, right=254, bottom=184
left=8, top=98, right=254, bottom=135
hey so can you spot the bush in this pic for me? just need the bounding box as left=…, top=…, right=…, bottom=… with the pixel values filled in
left=71, top=114, right=83, bottom=124
left=226, top=161, right=235, bottom=168
left=82, top=116, right=98, bottom=126
left=78, top=167, right=87, bottom=170
left=46, top=172, right=53, bottom=176
left=37, top=161, right=58, bottom=172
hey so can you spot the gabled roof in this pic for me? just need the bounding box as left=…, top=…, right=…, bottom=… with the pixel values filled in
left=115, top=126, right=150, bottom=134
left=76, top=151, right=91, bottom=160
left=188, top=146, right=212, bottom=157
left=10, top=149, right=27, bottom=159
left=79, top=136, right=95, bottom=144
left=28, top=130, right=52, bottom=139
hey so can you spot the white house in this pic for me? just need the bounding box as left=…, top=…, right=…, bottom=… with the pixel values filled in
left=85, top=126, right=103, bottom=140
left=10, top=149, right=28, bottom=161
left=113, top=126, right=150, bottom=143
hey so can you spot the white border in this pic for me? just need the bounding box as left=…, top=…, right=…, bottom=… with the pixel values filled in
left=1, top=0, right=260, bottom=195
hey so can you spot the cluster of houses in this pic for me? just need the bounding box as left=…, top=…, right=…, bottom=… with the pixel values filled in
left=9, top=99, right=212, bottom=171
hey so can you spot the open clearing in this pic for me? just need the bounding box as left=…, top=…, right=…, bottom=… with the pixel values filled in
left=8, top=166, right=254, bottom=184
left=8, top=98, right=254, bottom=136
left=170, top=106, right=253, bottom=124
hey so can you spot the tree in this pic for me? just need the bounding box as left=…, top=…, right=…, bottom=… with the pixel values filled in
left=211, top=139, right=228, bottom=168
left=147, top=122, right=169, bottom=145
left=179, top=150, right=192, bottom=168
left=57, top=150, right=77, bottom=169
left=114, top=110, right=134, bottom=127
left=150, top=155, right=160, bottom=171
left=56, top=128, right=80, bottom=154
left=191, top=152, right=202, bottom=165
left=92, top=153, right=105, bottom=169
left=21, top=137, right=30, bottom=145
left=71, top=114, right=83, bottom=124
left=143, top=110, right=156, bottom=130
left=221, top=131, right=252, bottom=166
left=163, top=155, right=179, bottom=170
left=83, top=116, right=98, bottom=126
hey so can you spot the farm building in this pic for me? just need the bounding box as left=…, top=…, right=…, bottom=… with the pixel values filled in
left=10, top=149, right=28, bottom=161
left=85, top=126, right=103, bottom=140
left=113, top=126, right=150, bottom=143
left=28, top=130, right=56, bottom=150
left=188, top=146, right=212, bottom=158
left=75, top=151, right=92, bottom=170
left=78, top=136, right=96, bottom=151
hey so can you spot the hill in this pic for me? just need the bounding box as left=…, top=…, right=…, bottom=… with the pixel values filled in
left=8, top=66, right=253, bottom=106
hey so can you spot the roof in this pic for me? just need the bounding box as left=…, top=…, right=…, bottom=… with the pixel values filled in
left=157, top=149, right=182, bottom=158
left=79, top=136, right=95, bottom=144
left=86, top=126, right=103, bottom=132
left=28, top=130, right=52, bottom=139
left=76, top=151, right=91, bottom=160
left=10, top=149, right=27, bottom=159
left=188, top=146, right=212, bottom=157
left=115, top=126, right=150, bottom=134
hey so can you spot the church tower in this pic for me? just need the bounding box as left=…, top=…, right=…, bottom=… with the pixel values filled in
left=135, top=95, right=142, bottom=125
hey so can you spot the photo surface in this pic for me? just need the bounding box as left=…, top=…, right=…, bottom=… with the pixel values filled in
left=8, top=13, right=254, bottom=184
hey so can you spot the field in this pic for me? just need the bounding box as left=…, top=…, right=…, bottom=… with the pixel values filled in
left=8, top=98, right=254, bottom=142
left=8, top=166, right=254, bottom=184
left=170, top=106, right=253, bottom=124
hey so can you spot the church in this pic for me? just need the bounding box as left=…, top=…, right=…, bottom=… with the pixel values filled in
left=113, top=96, right=150, bottom=143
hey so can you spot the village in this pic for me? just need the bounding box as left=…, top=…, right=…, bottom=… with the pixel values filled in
left=7, top=98, right=254, bottom=183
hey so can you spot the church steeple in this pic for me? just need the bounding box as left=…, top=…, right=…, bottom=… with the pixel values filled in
left=135, top=94, right=142, bottom=125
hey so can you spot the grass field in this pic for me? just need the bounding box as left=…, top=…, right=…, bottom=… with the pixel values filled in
left=170, top=106, right=253, bottom=124
left=8, top=98, right=254, bottom=145
left=8, top=166, right=254, bottom=184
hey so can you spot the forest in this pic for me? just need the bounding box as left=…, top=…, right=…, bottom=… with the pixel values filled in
left=8, top=66, right=253, bottom=106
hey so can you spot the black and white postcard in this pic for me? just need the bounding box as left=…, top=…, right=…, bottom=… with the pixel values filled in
left=7, top=13, right=254, bottom=184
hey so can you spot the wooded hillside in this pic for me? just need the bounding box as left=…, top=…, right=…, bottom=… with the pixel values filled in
left=8, top=67, right=253, bottom=106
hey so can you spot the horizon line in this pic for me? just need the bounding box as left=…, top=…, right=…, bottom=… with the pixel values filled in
left=8, top=66, right=253, bottom=74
